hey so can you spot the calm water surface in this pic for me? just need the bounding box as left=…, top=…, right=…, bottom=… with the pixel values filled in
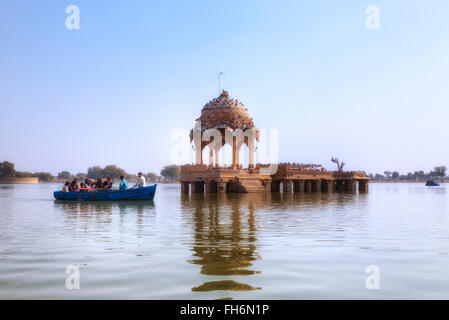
left=1, top=183, right=449, bottom=299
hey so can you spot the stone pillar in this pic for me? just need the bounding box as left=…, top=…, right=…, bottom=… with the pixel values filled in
left=345, top=180, right=356, bottom=192
left=192, top=181, right=204, bottom=193
left=271, top=180, right=281, bottom=192
left=193, top=121, right=202, bottom=165
left=232, top=137, right=237, bottom=166
left=206, top=181, right=217, bottom=193
left=198, top=181, right=205, bottom=193
left=217, top=181, right=226, bottom=193
left=248, top=139, right=255, bottom=167
left=264, top=180, right=271, bottom=192
left=321, top=180, right=327, bottom=193
left=320, top=180, right=327, bottom=193
left=209, top=149, right=213, bottom=165
left=283, top=180, right=292, bottom=193
left=293, top=180, right=305, bottom=193
left=325, top=180, right=334, bottom=193
left=195, top=147, right=202, bottom=165
left=235, top=145, right=240, bottom=166
left=312, top=180, right=321, bottom=193
left=181, top=182, right=190, bottom=193
left=359, top=180, right=369, bottom=193
left=215, top=149, right=220, bottom=167
left=335, top=180, right=344, bottom=192
left=305, top=180, right=312, bottom=193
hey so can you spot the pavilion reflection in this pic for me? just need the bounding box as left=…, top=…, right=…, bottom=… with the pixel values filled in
left=181, top=193, right=263, bottom=293
left=181, top=191, right=365, bottom=295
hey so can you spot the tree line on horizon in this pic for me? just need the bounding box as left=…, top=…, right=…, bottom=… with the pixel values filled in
left=369, top=166, right=447, bottom=181
left=2, top=160, right=447, bottom=183
left=0, top=161, right=181, bottom=183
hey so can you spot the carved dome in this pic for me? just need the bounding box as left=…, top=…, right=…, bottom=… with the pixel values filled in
left=196, top=90, right=256, bottom=131
left=190, top=90, right=259, bottom=145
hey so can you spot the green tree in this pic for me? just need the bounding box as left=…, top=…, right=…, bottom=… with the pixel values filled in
left=87, top=166, right=104, bottom=179
left=413, top=171, right=426, bottom=181
left=160, top=165, right=180, bottom=180
left=430, top=166, right=447, bottom=181
left=433, top=166, right=446, bottom=177
left=0, top=161, right=16, bottom=178
left=102, top=165, right=126, bottom=180
left=15, top=171, right=32, bottom=178
left=146, top=172, right=159, bottom=182
left=75, top=172, right=86, bottom=180
left=374, top=173, right=385, bottom=180
left=32, top=172, right=54, bottom=182
left=87, top=165, right=126, bottom=180
left=392, top=171, right=400, bottom=180
left=57, top=171, right=72, bottom=180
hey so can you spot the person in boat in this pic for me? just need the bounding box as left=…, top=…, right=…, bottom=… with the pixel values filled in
left=68, top=179, right=79, bottom=192
left=85, top=178, right=93, bottom=188
left=119, top=175, right=128, bottom=190
left=133, top=172, right=146, bottom=188
left=62, top=181, right=70, bottom=192
left=94, top=178, right=103, bottom=190
left=102, top=177, right=113, bottom=189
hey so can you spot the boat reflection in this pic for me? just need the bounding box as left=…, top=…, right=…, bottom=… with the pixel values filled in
left=54, top=200, right=155, bottom=215
left=53, top=200, right=155, bottom=238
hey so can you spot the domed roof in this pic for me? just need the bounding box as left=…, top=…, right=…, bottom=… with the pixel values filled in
left=196, top=90, right=256, bottom=131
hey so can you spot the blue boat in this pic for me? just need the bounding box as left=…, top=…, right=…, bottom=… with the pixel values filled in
left=425, top=180, right=440, bottom=187
left=53, top=184, right=157, bottom=201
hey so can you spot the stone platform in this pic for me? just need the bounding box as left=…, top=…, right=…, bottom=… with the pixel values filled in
left=180, top=164, right=369, bottom=194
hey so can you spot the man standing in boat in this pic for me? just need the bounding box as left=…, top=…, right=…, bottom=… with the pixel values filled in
left=133, top=172, right=146, bottom=188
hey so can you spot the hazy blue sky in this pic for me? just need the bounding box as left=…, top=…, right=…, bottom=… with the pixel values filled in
left=1, top=0, right=449, bottom=175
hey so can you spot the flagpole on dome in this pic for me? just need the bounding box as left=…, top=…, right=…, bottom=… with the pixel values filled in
left=218, top=72, right=225, bottom=95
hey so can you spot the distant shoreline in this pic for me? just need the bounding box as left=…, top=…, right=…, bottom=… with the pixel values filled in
left=1, top=179, right=444, bottom=185
left=40, top=180, right=179, bottom=185
left=0, top=177, right=39, bottom=184
left=370, top=180, right=445, bottom=183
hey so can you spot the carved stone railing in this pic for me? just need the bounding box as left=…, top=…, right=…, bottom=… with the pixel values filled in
left=331, top=171, right=369, bottom=179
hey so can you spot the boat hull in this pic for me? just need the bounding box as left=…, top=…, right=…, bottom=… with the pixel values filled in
left=53, top=185, right=157, bottom=201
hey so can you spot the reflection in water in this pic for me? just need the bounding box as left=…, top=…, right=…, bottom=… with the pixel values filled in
left=4, top=183, right=449, bottom=299
left=53, top=200, right=155, bottom=238
left=54, top=200, right=155, bottom=216
left=182, top=193, right=262, bottom=293
left=54, top=200, right=155, bottom=214
left=0, top=185, right=15, bottom=190
left=192, top=280, right=261, bottom=292
left=182, top=192, right=366, bottom=295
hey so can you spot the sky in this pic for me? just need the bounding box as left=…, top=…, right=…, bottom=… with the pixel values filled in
left=1, top=0, right=449, bottom=176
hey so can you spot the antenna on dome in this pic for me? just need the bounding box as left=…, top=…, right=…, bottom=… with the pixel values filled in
left=218, top=72, right=225, bottom=94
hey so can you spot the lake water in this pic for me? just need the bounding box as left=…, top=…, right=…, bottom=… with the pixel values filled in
left=1, top=183, right=449, bottom=299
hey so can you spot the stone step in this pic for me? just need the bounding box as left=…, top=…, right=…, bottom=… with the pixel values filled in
left=236, top=179, right=267, bottom=193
